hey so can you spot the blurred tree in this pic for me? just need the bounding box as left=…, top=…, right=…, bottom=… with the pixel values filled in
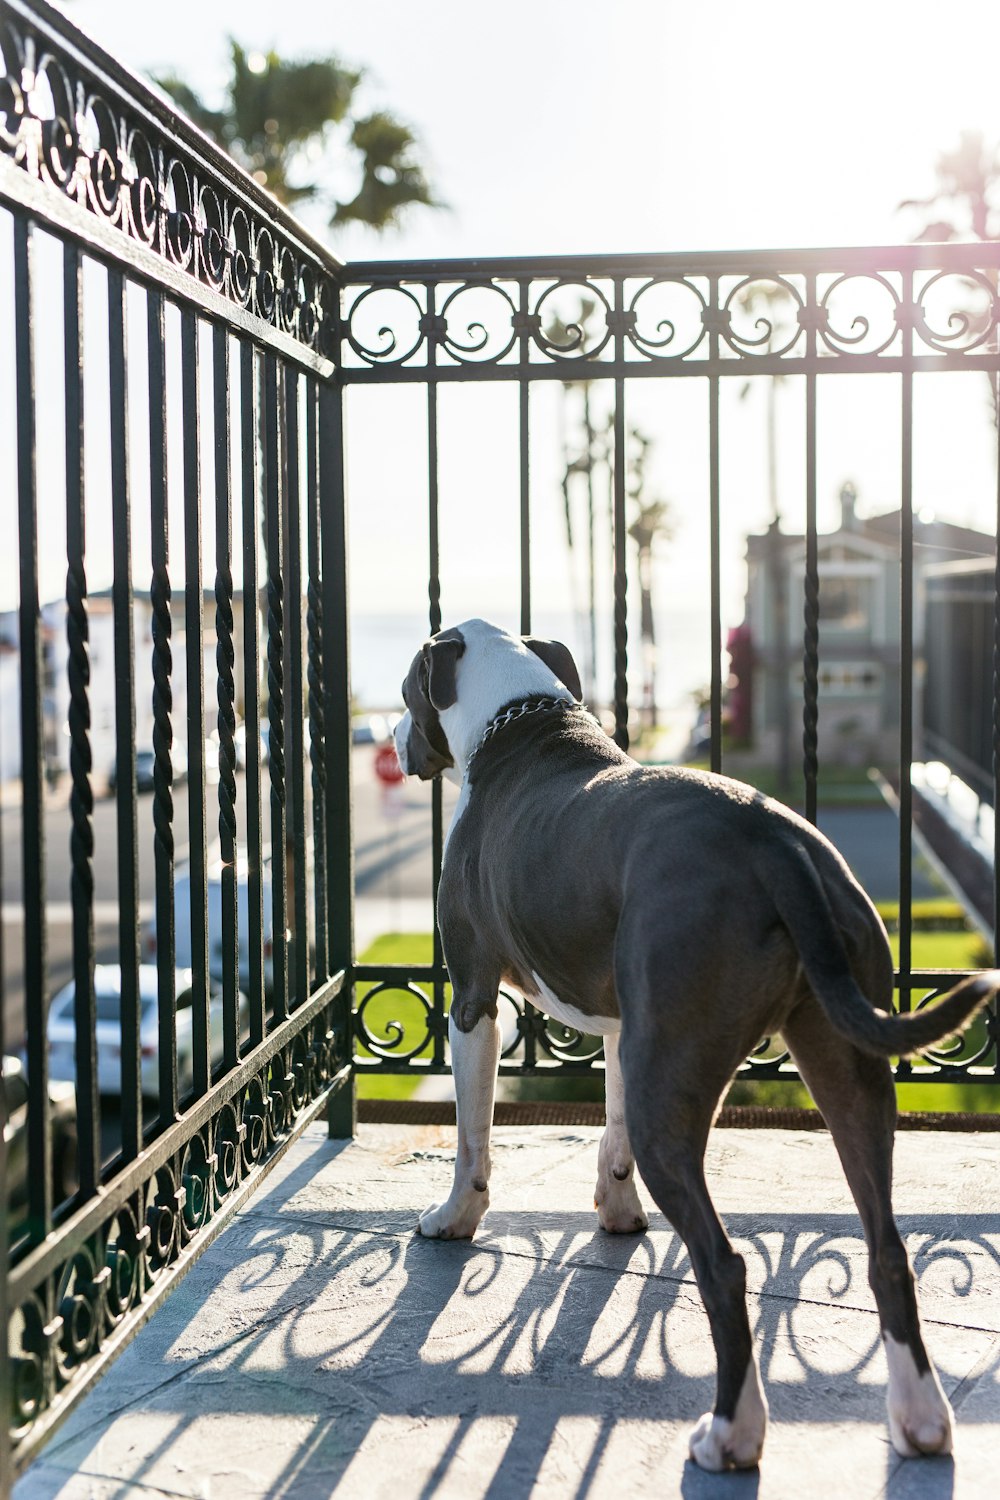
left=898, top=129, right=1000, bottom=426
left=547, top=302, right=672, bottom=727
left=156, top=41, right=438, bottom=231
left=898, top=130, right=1000, bottom=242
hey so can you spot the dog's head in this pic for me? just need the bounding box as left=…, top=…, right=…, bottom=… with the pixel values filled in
left=394, top=619, right=583, bottom=780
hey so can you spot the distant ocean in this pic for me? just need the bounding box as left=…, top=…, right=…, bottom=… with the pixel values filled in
left=350, top=609, right=720, bottom=723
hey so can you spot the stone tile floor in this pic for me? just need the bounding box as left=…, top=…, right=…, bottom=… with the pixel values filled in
left=14, top=1123, right=1000, bottom=1499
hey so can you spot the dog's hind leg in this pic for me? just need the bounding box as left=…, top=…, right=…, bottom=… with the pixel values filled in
left=595, top=1033, right=649, bottom=1234
left=783, top=996, right=954, bottom=1457
left=418, top=1007, right=501, bottom=1240
left=623, top=1038, right=767, bottom=1471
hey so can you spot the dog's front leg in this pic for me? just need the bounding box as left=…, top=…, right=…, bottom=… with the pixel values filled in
left=595, top=1033, right=649, bottom=1233
left=418, top=1004, right=501, bottom=1240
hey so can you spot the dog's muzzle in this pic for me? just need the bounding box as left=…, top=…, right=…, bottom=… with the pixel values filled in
left=394, top=709, right=452, bottom=781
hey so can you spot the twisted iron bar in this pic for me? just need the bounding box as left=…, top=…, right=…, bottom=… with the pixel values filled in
left=306, top=576, right=327, bottom=870
left=267, top=562, right=286, bottom=811
left=802, top=566, right=820, bottom=804
left=150, top=565, right=174, bottom=869
left=66, top=557, right=94, bottom=928
left=215, top=561, right=238, bottom=863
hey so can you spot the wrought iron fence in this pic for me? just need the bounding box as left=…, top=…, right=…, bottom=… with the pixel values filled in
left=0, top=1, right=353, bottom=1486
left=2, top=0, right=1000, bottom=1491
left=342, top=248, right=1000, bottom=1088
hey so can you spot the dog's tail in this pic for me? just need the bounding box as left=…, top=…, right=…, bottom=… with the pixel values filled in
left=760, top=837, right=1000, bottom=1057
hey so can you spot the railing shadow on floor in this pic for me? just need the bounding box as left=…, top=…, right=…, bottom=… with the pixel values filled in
left=22, top=1135, right=995, bottom=1499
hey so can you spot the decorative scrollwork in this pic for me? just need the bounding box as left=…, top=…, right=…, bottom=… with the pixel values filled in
left=722, top=275, right=805, bottom=358
left=627, top=276, right=708, bottom=361
left=341, top=256, right=1000, bottom=376
left=819, top=272, right=900, bottom=357
left=915, top=269, right=999, bottom=354
left=356, top=982, right=435, bottom=1061
left=0, top=7, right=338, bottom=356
left=533, top=280, right=613, bottom=362
left=908, top=984, right=996, bottom=1070
left=439, top=281, right=518, bottom=364
left=342, top=284, right=426, bottom=365
left=8, top=984, right=349, bottom=1464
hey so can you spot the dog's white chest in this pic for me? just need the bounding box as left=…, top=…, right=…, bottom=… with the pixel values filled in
left=529, top=971, right=621, bottom=1036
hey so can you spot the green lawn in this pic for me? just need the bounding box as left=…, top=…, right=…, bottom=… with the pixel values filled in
left=353, top=927, right=998, bottom=1115
left=355, top=933, right=441, bottom=1101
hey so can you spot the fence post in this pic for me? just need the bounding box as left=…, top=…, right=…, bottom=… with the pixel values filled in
left=321, top=374, right=356, bottom=1138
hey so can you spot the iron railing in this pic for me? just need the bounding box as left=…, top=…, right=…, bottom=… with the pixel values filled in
left=2, top=0, right=1000, bottom=1491
left=0, top=1, right=353, bottom=1486
left=341, top=250, right=1000, bottom=1087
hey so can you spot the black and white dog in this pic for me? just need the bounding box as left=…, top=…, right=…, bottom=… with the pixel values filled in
left=394, top=618, right=997, bottom=1472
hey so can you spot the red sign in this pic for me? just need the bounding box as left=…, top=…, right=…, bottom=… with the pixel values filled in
left=375, top=744, right=405, bottom=785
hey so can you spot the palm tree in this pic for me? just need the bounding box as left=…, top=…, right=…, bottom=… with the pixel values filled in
left=898, top=130, right=1000, bottom=423
left=156, top=41, right=438, bottom=232
left=898, top=130, right=1000, bottom=242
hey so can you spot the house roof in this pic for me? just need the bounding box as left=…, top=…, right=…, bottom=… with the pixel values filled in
left=746, top=507, right=994, bottom=565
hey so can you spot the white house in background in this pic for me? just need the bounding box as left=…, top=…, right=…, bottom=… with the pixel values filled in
left=736, top=482, right=995, bottom=768
left=0, top=590, right=255, bottom=786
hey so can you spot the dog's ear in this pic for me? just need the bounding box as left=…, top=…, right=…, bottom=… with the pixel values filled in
left=523, top=636, right=583, bottom=701
left=422, top=631, right=466, bottom=711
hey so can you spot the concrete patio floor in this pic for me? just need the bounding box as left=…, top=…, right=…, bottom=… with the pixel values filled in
left=14, top=1121, right=1000, bottom=1500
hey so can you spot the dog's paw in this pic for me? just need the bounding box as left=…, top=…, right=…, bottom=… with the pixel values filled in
left=418, top=1188, right=488, bottom=1240
left=885, top=1337, right=954, bottom=1457
left=595, top=1168, right=649, bottom=1234
left=688, top=1363, right=767, bottom=1472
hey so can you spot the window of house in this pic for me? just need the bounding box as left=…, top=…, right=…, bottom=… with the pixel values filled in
left=822, top=575, right=873, bottom=634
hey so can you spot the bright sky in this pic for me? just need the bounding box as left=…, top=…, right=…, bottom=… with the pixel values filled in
left=5, top=0, right=1000, bottom=706
left=56, top=0, right=1000, bottom=260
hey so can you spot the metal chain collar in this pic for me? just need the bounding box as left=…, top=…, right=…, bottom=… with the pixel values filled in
left=465, top=696, right=596, bottom=773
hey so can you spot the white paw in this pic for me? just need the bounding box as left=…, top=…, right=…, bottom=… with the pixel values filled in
left=418, top=1187, right=488, bottom=1240
left=688, top=1362, right=767, bottom=1472
left=595, top=1169, right=649, bottom=1234
left=885, top=1336, right=954, bottom=1457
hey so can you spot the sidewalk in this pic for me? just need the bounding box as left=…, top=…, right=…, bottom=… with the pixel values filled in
left=14, top=1123, right=1000, bottom=1499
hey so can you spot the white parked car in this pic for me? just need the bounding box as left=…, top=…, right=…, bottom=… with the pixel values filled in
left=151, top=853, right=275, bottom=997
left=47, top=965, right=247, bottom=1101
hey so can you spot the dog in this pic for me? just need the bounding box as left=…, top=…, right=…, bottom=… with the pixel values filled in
left=394, top=617, right=998, bottom=1472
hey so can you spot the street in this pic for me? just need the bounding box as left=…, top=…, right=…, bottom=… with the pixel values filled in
left=1, top=745, right=457, bottom=1053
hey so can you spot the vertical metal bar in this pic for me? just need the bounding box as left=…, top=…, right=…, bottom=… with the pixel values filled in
left=708, top=279, right=723, bottom=775
left=612, top=354, right=629, bottom=752
left=214, top=325, right=239, bottom=1069
left=306, top=377, right=329, bottom=983
left=14, top=215, right=51, bottom=1237
left=284, top=365, right=309, bottom=1010
left=181, top=308, right=210, bottom=1095
left=0, top=949, right=8, bottom=1488
left=993, top=352, right=1000, bottom=1067
left=898, top=273, right=914, bottom=1032
left=108, top=267, right=141, bottom=1159
left=148, top=288, right=177, bottom=1125
left=0, top=782, right=7, bottom=1495
left=803, top=274, right=820, bottom=826
left=320, top=382, right=353, bottom=968
left=320, top=376, right=355, bottom=1137
left=426, top=283, right=446, bottom=1067
left=264, top=352, right=289, bottom=1025
left=240, top=341, right=265, bottom=1046
left=65, top=241, right=99, bottom=1189
left=519, top=280, right=531, bottom=636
